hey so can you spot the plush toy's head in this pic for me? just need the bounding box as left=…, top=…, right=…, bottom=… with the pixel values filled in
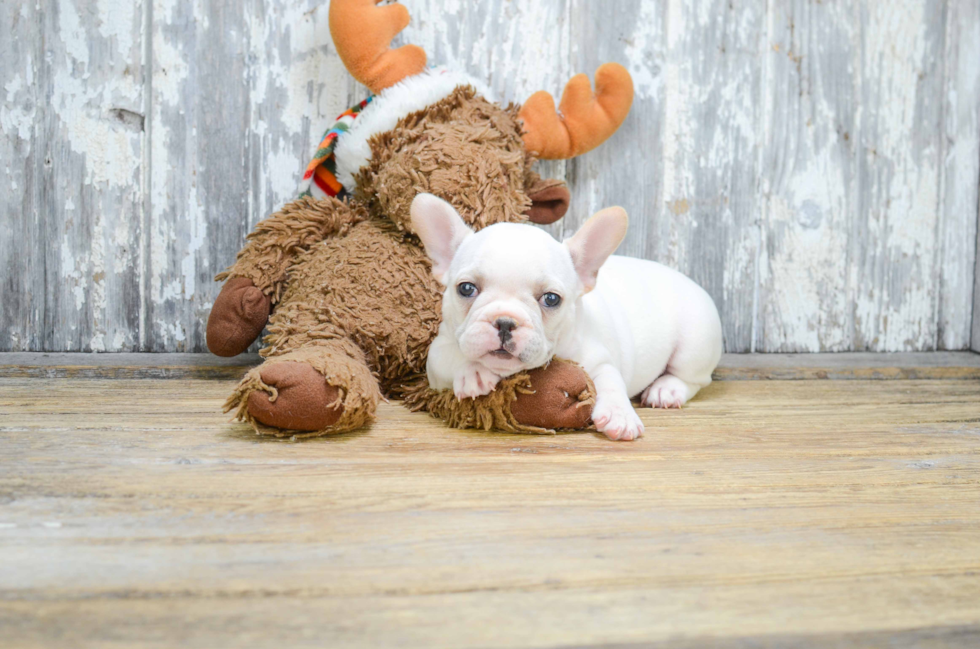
left=328, top=0, right=634, bottom=233
left=354, top=84, right=543, bottom=233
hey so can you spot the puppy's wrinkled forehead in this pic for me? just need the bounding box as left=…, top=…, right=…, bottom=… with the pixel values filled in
left=450, top=223, right=574, bottom=285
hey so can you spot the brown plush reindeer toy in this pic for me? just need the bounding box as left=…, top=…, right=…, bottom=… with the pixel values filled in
left=206, top=0, right=634, bottom=438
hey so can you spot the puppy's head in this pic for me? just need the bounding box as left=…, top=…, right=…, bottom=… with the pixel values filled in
left=412, top=193, right=627, bottom=377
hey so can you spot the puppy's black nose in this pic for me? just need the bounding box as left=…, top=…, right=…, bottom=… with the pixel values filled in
left=494, top=318, right=516, bottom=344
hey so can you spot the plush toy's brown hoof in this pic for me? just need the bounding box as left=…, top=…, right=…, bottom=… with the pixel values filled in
left=510, top=361, right=594, bottom=429
left=206, top=277, right=272, bottom=357
left=246, top=362, right=345, bottom=431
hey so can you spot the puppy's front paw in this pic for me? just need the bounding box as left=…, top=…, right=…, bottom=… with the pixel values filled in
left=453, top=363, right=502, bottom=400
left=592, top=398, right=644, bottom=441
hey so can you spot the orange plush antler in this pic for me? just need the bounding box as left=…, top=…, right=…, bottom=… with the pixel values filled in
left=329, top=0, right=428, bottom=94
left=520, top=63, right=634, bottom=160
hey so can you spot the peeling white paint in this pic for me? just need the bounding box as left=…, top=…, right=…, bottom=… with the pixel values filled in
left=940, top=4, right=980, bottom=349
left=267, top=142, right=303, bottom=207
left=625, top=0, right=662, bottom=100
left=96, top=0, right=136, bottom=57
left=112, top=216, right=134, bottom=274
left=60, top=237, right=80, bottom=305
left=659, top=0, right=698, bottom=273
left=1, top=70, right=35, bottom=141
left=858, top=0, right=943, bottom=350
left=406, top=0, right=570, bottom=106
left=154, top=0, right=179, bottom=25
left=89, top=332, right=107, bottom=352
left=180, top=183, right=206, bottom=300
left=151, top=35, right=189, bottom=107
left=155, top=320, right=187, bottom=346
left=50, top=61, right=142, bottom=189
left=111, top=330, right=128, bottom=350
left=248, top=0, right=355, bottom=220
left=59, top=0, right=90, bottom=69
left=89, top=208, right=108, bottom=342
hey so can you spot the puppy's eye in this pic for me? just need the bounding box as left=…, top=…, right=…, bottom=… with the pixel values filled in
left=457, top=282, right=478, bottom=298
left=541, top=292, right=562, bottom=308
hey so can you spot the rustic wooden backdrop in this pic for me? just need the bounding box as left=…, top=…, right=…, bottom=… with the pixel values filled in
left=2, top=0, right=979, bottom=354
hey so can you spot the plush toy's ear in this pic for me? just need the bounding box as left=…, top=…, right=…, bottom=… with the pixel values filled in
left=411, top=193, right=474, bottom=284
left=564, top=206, right=628, bottom=292
left=524, top=178, right=571, bottom=225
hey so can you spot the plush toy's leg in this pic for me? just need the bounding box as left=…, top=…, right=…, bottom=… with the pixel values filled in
left=225, top=339, right=381, bottom=438
left=404, top=359, right=595, bottom=434
left=509, top=361, right=595, bottom=430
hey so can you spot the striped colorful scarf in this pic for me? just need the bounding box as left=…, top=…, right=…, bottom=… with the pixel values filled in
left=299, top=96, right=374, bottom=200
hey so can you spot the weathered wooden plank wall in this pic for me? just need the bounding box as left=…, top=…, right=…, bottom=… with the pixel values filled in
left=2, top=0, right=979, bottom=353
left=946, top=1, right=980, bottom=355
left=958, top=3, right=980, bottom=354
left=2, top=0, right=145, bottom=351
left=568, top=0, right=764, bottom=352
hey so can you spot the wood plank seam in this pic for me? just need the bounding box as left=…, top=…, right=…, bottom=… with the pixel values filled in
left=139, top=0, right=154, bottom=352
left=974, top=152, right=980, bottom=352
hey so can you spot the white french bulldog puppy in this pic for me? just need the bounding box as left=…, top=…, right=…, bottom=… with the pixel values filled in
left=411, top=193, right=723, bottom=441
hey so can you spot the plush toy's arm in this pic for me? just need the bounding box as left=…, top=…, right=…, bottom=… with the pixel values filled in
left=207, top=196, right=366, bottom=357
left=215, top=196, right=366, bottom=299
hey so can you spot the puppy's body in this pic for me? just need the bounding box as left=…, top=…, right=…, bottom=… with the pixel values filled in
left=413, top=195, right=722, bottom=441
left=554, top=255, right=721, bottom=401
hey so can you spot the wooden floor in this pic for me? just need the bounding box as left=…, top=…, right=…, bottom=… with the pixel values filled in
left=2, top=354, right=980, bottom=648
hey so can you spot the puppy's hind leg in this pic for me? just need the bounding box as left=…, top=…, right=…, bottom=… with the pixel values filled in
left=642, top=289, right=723, bottom=409
left=640, top=373, right=703, bottom=409
left=640, top=335, right=721, bottom=410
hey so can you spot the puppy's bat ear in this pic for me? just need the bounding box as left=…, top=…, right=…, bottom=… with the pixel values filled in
left=411, top=193, right=474, bottom=284
left=564, top=206, right=628, bottom=292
